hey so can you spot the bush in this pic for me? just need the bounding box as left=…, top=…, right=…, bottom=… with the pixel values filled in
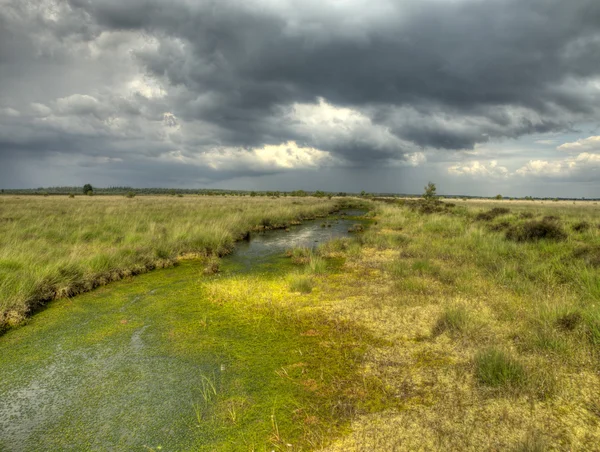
left=572, top=221, right=590, bottom=232
left=573, top=245, right=600, bottom=267
left=555, top=311, right=583, bottom=331
left=475, top=207, right=510, bottom=221
left=125, top=192, right=136, bottom=198
left=474, top=348, right=525, bottom=388
left=506, top=219, right=567, bottom=242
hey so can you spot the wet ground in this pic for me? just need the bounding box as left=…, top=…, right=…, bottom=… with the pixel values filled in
left=0, top=210, right=367, bottom=451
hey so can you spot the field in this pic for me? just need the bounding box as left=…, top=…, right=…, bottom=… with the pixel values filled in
left=0, top=195, right=339, bottom=331
left=1, top=195, right=600, bottom=449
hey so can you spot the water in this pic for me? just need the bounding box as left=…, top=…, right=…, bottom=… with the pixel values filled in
left=230, top=209, right=367, bottom=269
left=0, top=210, right=368, bottom=451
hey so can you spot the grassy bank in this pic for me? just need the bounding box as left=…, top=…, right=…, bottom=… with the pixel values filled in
left=0, top=195, right=344, bottom=331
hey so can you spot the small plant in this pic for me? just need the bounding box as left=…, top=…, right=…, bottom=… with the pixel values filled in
left=432, top=306, right=470, bottom=336
left=555, top=311, right=582, bottom=331
left=288, top=273, right=315, bottom=293
left=573, top=245, right=600, bottom=267
left=348, top=224, right=364, bottom=233
left=506, top=219, right=567, bottom=242
left=474, top=348, right=525, bottom=388
left=475, top=207, right=510, bottom=221
left=572, top=221, right=590, bottom=232
left=203, top=256, right=220, bottom=275
left=286, top=247, right=311, bottom=264
left=306, top=255, right=327, bottom=275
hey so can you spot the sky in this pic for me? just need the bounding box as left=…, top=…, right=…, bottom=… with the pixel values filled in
left=1, top=0, right=600, bottom=197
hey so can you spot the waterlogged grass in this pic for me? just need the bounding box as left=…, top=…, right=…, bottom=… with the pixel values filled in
left=0, top=253, right=391, bottom=450
left=0, top=195, right=343, bottom=331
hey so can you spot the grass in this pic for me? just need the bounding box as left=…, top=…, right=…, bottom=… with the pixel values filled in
left=474, top=348, right=525, bottom=388
left=0, top=195, right=344, bottom=331
left=2, top=195, right=600, bottom=449
left=288, top=273, right=316, bottom=293
left=319, top=198, right=599, bottom=450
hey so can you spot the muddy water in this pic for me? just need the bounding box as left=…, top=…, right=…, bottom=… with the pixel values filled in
left=0, top=210, right=367, bottom=451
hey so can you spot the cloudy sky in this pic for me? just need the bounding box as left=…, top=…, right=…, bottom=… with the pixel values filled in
left=1, top=0, right=600, bottom=196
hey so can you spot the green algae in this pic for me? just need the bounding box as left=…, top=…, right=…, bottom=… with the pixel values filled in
left=0, top=211, right=386, bottom=451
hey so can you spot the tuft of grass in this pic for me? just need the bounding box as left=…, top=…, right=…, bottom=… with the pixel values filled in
left=288, top=273, right=315, bottom=293
left=512, top=431, right=548, bottom=452
left=203, top=256, right=221, bottom=275
left=306, top=255, right=327, bottom=275
left=286, top=246, right=312, bottom=264
left=506, top=219, right=567, bottom=242
left=474, top=348, right=525, bottom=389
left=432, top=306, right=470, bottom=336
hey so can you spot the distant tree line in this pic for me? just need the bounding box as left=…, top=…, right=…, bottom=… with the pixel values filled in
left=0, top=186, right=597, bottom=201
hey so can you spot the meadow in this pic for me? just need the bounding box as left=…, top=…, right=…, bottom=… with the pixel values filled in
left=0, top=195, right=339, bottom=331
left=1, top=194, right=599, bottom=449
left=317, top=198, right=600, bottom=450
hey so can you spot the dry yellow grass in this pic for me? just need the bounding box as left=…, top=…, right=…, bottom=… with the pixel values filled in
left=306, top=201, right=600, bottom=450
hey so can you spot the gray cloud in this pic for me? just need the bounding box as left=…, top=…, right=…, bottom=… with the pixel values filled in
left=1, top=0, right=600, bottom=192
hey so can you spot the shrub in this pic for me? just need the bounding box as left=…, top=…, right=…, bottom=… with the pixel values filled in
left=555, top=311, right=582, bottom=331
left=573, top=245, right=600, bottom=267
left=125, top=192, right=136, bottom=198
left=572, top=221, right=590, bottom=232
left=487, top=220, right=511, bottom=232
left=506, top=219, right=567, bottom=242
left=474, top=348, right=525, bottom=388
left=475, top=207, right=510, bottom=221
left=68, top=193, right=75, bottom=198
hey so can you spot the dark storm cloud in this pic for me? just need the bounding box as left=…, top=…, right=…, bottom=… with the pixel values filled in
left=67, top=0, right=600, bottom=150
left=1, top=0, right=600, bottom=188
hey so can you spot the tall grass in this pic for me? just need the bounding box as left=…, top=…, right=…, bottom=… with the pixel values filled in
left=0, top=195, right=341, bottom=330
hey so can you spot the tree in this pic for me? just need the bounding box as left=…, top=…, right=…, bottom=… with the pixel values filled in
left=83, top=184, right=93, bottom=195
left=495, top=194, right=503, bottom=200
left=423, top=182, right=436, bottom=200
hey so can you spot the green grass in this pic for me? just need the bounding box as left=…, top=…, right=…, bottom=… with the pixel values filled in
left=0, top=195, right=345, bottom=331
left=288, top=273, right=316, bottom=293
left=432, top=306, right=470, bottom=336
left=474, top=348, right=526, bottom=389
